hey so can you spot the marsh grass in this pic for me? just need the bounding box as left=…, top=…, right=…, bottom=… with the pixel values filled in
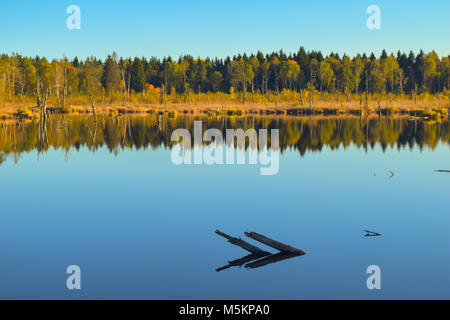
left=2, top=91, right=449, bottom=121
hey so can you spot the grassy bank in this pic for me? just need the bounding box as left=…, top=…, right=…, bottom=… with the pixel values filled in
left=1, top=96, right=449, bottom=121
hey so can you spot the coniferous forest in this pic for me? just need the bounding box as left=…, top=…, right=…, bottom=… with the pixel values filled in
left=1, top=47, right=449, bottom=117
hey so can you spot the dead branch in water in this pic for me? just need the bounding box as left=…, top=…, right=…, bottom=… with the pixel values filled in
left=364, top=230, right=381, bottom=237
left=435, top=170, right=450, bottom=173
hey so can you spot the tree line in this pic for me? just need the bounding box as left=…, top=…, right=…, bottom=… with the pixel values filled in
left=1, top=47, right=449, bottom=106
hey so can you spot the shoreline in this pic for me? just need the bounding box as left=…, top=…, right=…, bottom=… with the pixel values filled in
left=1, top=101, right=449, bottom=121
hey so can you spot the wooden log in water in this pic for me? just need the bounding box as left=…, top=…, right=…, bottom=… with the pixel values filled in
left=215, top=230, right=269, bottom=254
left=435, top=170, right=450, bottom=173
left=244, top=232, right=306, bottom=256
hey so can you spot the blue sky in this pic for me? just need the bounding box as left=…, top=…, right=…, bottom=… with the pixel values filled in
left=0, top=0, right=449, bottom=59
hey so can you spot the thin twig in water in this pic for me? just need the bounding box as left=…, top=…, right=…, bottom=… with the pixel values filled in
left=388, top=170, right=395, bottom=179
left=364, top=230, right=381, bottom=237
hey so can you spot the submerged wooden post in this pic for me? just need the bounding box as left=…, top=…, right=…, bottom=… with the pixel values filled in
left=244, top=232, right=306, bottom=256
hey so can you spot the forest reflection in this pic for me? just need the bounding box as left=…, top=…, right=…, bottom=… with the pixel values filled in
left=0, top=115, right=449, bottom=165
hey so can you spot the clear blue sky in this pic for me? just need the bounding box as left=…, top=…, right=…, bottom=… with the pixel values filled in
left=1, top=0, right=449, bottom=60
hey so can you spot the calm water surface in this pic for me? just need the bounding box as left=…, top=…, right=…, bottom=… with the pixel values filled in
left=0, top=115, right=449, bottom=299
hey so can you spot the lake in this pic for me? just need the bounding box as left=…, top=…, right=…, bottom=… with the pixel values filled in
left=0, top=114, right=449, bottom=299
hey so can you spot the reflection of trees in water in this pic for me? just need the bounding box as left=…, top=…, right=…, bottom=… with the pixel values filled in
left=0, top=115, right=449, bottom=164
